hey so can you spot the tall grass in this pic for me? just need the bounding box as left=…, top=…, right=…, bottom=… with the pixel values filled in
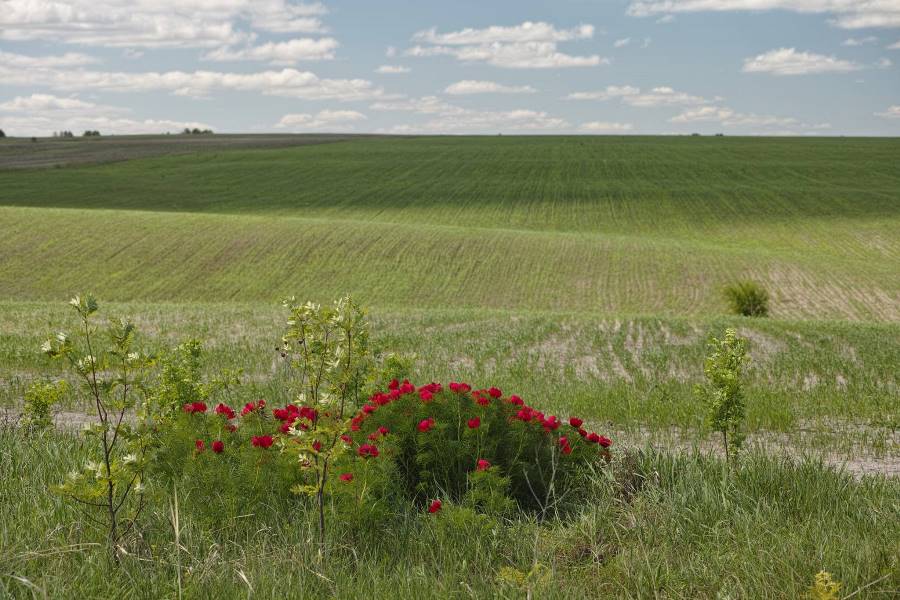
left=1, top=426, right=896, bottom=598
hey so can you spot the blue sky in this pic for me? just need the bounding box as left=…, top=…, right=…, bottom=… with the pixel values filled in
left=1, top=0, right=899, bottom=136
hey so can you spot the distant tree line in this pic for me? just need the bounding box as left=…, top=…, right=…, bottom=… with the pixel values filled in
left=0, top=129, right=5, bottom=138
left=182, top=128, right=214, bottom=135
left=82, top=130, right=101, bottom=137
left=53, top=131, right=75, bottom=138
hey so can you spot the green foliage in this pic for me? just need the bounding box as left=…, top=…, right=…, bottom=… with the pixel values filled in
left=808, top=571, right=842, bottom=600
left=21, top=380, right=68, bottom=433
left=280, top=296, right=373, bottom=551
left=695, top=328, right=749, bottom=461
left=724, top=281, right=770, bottom=317
left=42, top=295, right=154, bottom=556
left=351, top=386, right=608, bottom=516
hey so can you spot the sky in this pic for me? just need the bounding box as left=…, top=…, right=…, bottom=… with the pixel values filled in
left=1, top=0, right=899, bottom=136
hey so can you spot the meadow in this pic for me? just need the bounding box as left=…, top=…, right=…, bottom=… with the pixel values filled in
left=0, top=134, right=898, bottom=597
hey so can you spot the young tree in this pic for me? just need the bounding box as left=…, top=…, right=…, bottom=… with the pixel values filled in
left=695, top=328, right=749, bottom=462
left=44, top=295, right=154, bottom=561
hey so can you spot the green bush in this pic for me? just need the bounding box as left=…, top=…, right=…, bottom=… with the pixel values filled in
left=345, top=381, right=612, bottom=516
left=724, top=281, right=770, bottom=317
left=21, top=380, right=68, bottom=433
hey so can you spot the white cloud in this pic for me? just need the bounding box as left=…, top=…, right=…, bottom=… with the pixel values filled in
left=275, top=109, right=366, bottom=130
left=566, top=85, right=641, bottom=101
left=1, top=115, right=216, bottom=136
left=579, top=121, right=634, bottom=131
left=567, top=85, right=711, bottom=107
left=204, top=38, right=339, bottom=64
left=412, top=21, right=594, bottom=45
left=656, top=14, right=676, bottom=23
left=444, top=80, right=537, bottom=95
left=0, top=0, right=327, bottom=48
left=0, top=93, right=118, bottom=114
left=0, top=91, right=209, bottom=135
left=406, top=21, right=605, bottom=69
left=842, top=36, right=878, bottom=46
left=889, top=40, right=900, bottom=49
left=375, top=65, right=411, bottom=74
left=0, top=50, right=99, bottom=68
left=0, top=65, right=387, bottom=101
left=371, top=95, right=568, bottom=132
left=875, top=105, right=900, bottom=118
left=669, top=105, right=831, bottom=131
left=626, top=1, right=900, bottom=30
left=743, top=48, right=861, bottom=75
left=875, top=57, right=893, bottom=67
left=370, top=96, right=462, bottom=114
left=614, top=37, right=632, bottom=48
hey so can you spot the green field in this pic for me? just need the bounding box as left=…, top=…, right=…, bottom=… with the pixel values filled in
left=1, top=135, right=898, bottom=598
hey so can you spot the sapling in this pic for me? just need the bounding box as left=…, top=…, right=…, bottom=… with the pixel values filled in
left=695, top=328, right=749, bottom=462
left=43, top=295, right=153, bottom=560
left=279, top=296, right=372, bottom=556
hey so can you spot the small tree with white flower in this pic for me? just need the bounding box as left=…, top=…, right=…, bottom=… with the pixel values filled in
left=44, top=295, right=154, bottom=561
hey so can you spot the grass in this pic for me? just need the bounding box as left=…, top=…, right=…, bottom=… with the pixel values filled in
left=1, top=426, right=896, bottom=598
left=0, top=136, right=898, bottom=319
left=1, top=135, right=898, bottom=596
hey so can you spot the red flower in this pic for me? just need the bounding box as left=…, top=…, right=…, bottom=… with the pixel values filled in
left=226, top=424, right=237, bottom=433
left=214, top=403, right=236, bottom=419
left=467, top=417, right=481, bottom=429
left=488, top=387, right=502, bottom=398
left=586, top=432, right=600, bottom=444
left=368, top=432, right=379, bottom=441
left=475, top=395, right=490, bottom=406
left=183, top=402, right=207, bottom=414
left=212, top=440, right=224, bottom=454
left=569, top=417, right=583, bottom=428
left=515, top=407, right=533, bottom=422
left=251, top=435, right=274, bottom=448
left=476, top=459, right=491, bottom=471
left=508, top=395, right=524, bottom=406
left=388, top=378, right=400, bottom=390
left=340, top=434, right=352, bottom=445
left=362, top=404, right=377, bottom=414
left=357, top=443, right=379, bottom=458
left=399, top=381, right=415, bottom=394
left=449, top=382, right=471, bottom=393
left=377, top=426, right=389, bottom=436
left=419, top=389, right=433, bottom=402
left=598, top=436, right=612, bottom=448
left=339, top=473, right=354, bottom=482
left=577, top=428, right=587, bottom=437
left=428, top=500, right=442, bottom=514
left=241, top=402, right=256, bottom=416
left=559, top=436, right=573, bottom=455
left=312, top=440, right=322, bottom=453
left=195, top=439, right=205, bottom=451
left=417, top=418, right=435, bottom=433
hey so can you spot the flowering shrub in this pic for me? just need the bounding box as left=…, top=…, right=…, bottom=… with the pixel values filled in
left=342, top=379, right=612, bottom=515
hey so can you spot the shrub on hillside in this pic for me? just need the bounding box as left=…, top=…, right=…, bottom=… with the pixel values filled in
left=723, top=281, right=769, bottom=317
left=342, top=380, right=612, bottom=516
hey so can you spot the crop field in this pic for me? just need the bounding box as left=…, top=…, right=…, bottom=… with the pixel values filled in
left=1, top=135, right=898, bottom=598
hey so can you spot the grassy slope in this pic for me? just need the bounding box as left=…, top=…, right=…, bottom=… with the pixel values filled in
left=1, top=136, right=898, bottom=319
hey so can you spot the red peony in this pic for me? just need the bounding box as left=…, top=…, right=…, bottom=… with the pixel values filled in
left=388, top=378, right=400, bottom=390
left=488, top=387, right=502, bottom=398
left=377, top=426, right=389, bottom=436
left=467, top=417, right=481, bottom=429
left=195, top=439, right=205, bottom=451
left=212, top=440, right=224, bottom=453
left=214, top=403, right=236, bottom=419
left=417, top=417, right=435, bottom=433
left=598, top=436, right=612, bottom=448
left=312, top=440, right=322, bottom=453
left=569, top=417, right=583, bottom=428
left=251, top=435, right=274, bottom=448
left=339, top=473, right=354, bottom=482
left=476, top=459, right=491, bottom=471
left=508, top=395, right=524, bottom=406
left=428, top=500, right=442, bottom=514
left=183, top=402, right=207, bottom=414
left=419, top=389, right=433, bottom=402
left=586, top=432, right=600, bottom=444
left=357, top=443, right=379, bottom=458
